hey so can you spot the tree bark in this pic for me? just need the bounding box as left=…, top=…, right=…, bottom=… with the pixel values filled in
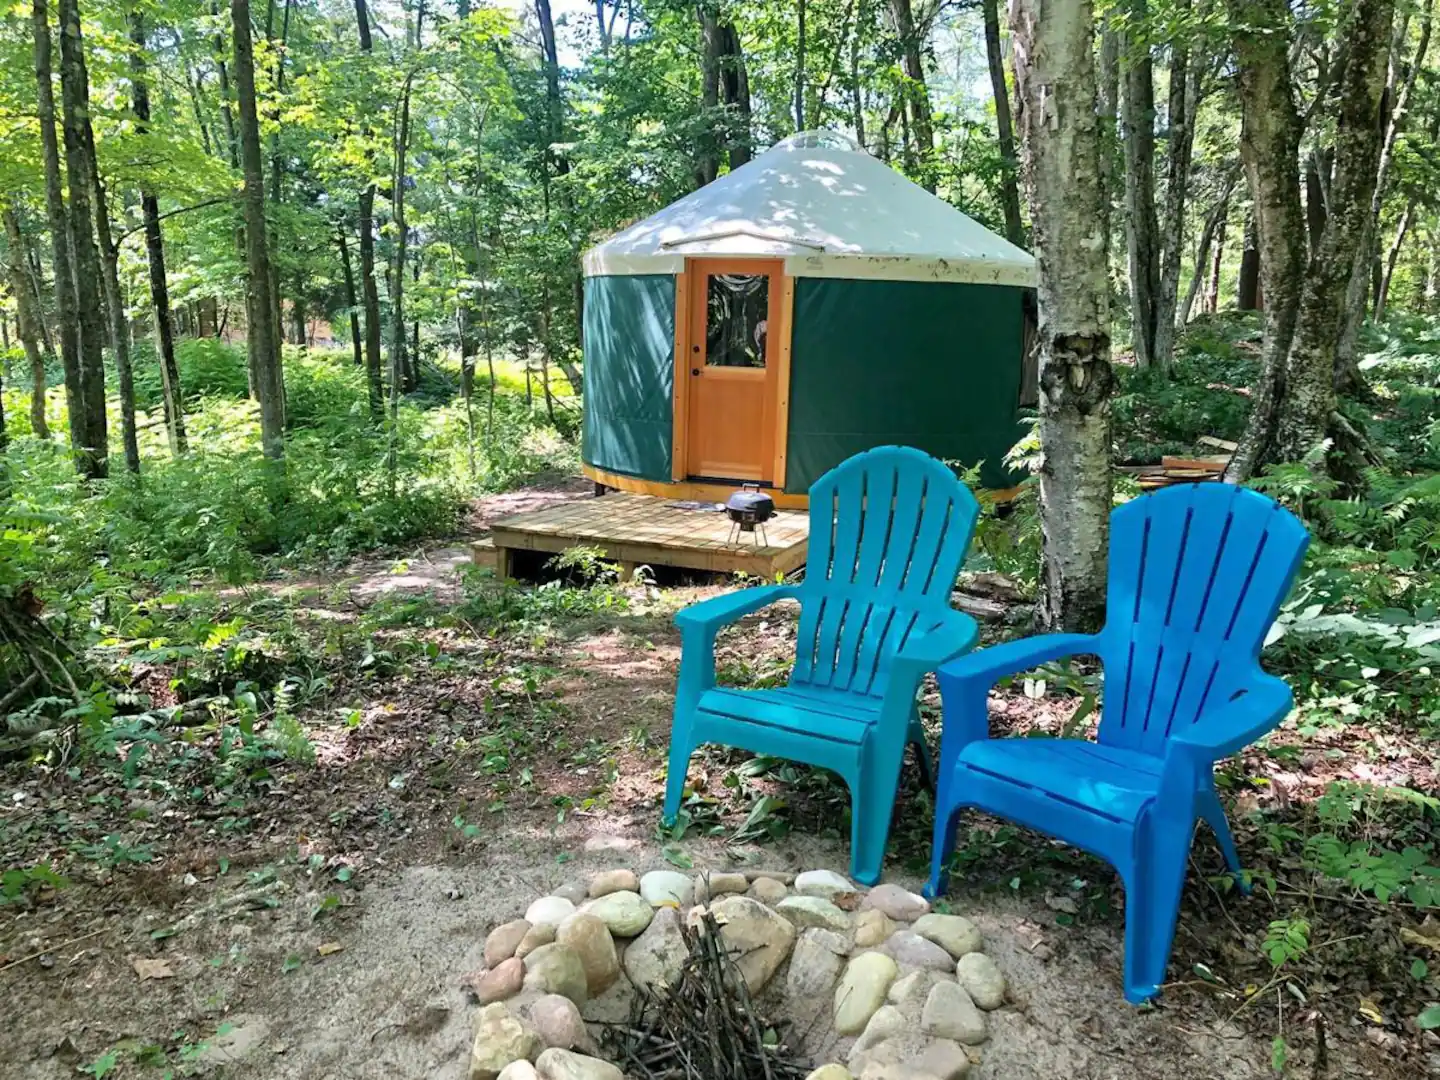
left=718, top=21, right=752, bottom=168
left=1121, top=0, right=1160, bottom=370
left=889, top=0, right=935, bottom=189
left=57, top=0, right=108, bottom=478
left=211, top=1, right=239, bottom=167
left=1278, top=0, right=1391, bottom=476
left=983, top=0, right=1023, bottom=245
left=1304, top=148, right=1330, bottom=258
left=1206, top=208, right=1226, bottom=312
left=1224, top=0, right=1305, bottom=482
left=1153, top=0, right=1198, bottom=370
left=1375, top=198, right=1412, bottom=320
left=3, top=207, right=50, bottom=439
left=92, top=171, right=140, bottom=474
left=1012, top=0, right=1114, bottom=632
left=390, top=68, right=415, bottom=400
left=849, top=0, right=866, bottom=148
left=795, top=0, right=806, bottom=131
left=337, top=226, right=363, bottom=368
left=1099, top=20, right=1120, bottom=271
left=1237, top=213, right=1261, bottom=310
left=698, top=6, right=722, bottom=186
left=232, top=0, right=285, bottom=461
left=353, top=0, right=384, bottom=417
left=33, top=0, right=83, bottom=464
left=130, top=13, right=186, bottom=456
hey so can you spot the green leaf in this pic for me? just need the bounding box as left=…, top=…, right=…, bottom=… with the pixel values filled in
left=1411, top=958, right=1429, bottom=981
left=1419, top=1004, right=1440, bottom=1030
left=1270, top=1035, right=1288, bottom=1073
left=84, top=1050, right=121, bottom=1078
left=661, top=845, right=693, bottom=869
left=282, top=953, right=303, bottom=973
left=335, top=866, right=354, bottom=883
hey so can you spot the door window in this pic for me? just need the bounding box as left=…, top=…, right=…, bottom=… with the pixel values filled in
left=705, top=273, right=769, bottom=368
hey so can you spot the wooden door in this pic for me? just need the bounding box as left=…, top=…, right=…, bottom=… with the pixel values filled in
left=683, top=259, right=782, bottom=483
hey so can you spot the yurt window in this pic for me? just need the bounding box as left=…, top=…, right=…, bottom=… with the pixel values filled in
left=705, top=274, right=769, bottom=368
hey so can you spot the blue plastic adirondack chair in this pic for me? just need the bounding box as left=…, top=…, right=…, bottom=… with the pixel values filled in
left=926, top=483, right=1308, bottom=1003
left=664, top=446, right=982, bottom=884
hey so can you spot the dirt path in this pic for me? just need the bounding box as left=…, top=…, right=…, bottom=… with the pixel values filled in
left=0, top=493, right=1420, bottom=1079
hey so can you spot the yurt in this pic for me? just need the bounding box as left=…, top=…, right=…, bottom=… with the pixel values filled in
left=580, top=131, right=1037, bottom=505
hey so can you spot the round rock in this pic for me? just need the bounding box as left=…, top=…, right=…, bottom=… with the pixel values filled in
left=786, top=928, right=847, bottom=999
left=639, top=870, right=694, bottom=908
left=795, top=869, right=855, bottom=900
left=534, top=1048, right=624, bottom=1080
left=854, top=908, right=895, bottom=949
left=522, top=943, right=589, bottom=1005
left=849, top=1004, right=906, bottom=1059
left=525, top=896, right=577, bottom=929
left=911, top=914, right=981, bottom=960
left=486, top=920, right=532, bottom=967
left=470, top=1003, right=543, bottom=1080
left=580, top=891, right=653, bottom=937
left=475, top=957, right=525, bottom=1004
left=551, top=882, right=588, bottom=906
left=748, top=877, right=789, bottom=905
left=882, top=930, right=955, bottom=972
left=498, top=1062, right=540, bottom=1080
left=556, top=914, right=619, bottom=993
left=516, top=922, right=557, bottom=959
left=525, top=994, right=591, bottom=1051
left=586, top=869, right=638, bottom=899
left=920, top=981, right=986, bottom=1045
left=622, top=905, right=687, bottom=990
left=834, top=951, right=899, bottom=1035
left=806, top=1068, right=853, bottom=1080
left=955, top=952, right=1005, bottom=1010
left=707, top=894, right=797, bottom=992
left=694, top=871, right=749, bottom=904
left=861, top=883, right=930, bottom=922
left=776, top=895, right=851, bottom=933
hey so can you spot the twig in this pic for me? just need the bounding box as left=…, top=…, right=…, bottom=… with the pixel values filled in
left=0, top=927, right=107, bottom=976
left=0, top=671, right=39, bottom=713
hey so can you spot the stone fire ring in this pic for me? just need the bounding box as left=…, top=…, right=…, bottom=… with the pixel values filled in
left=464, top=866, right=1008, bottom=1080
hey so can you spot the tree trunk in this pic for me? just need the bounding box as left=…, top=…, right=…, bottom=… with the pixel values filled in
left=718, top=20, right=752, bottom=168
left=1099, top=20, right=1120, bottom=271
left=232, top=0, right=284, bottom=461
left=849, top=0, right=865, bottom=148
left=130, top=13, right=186, bottom=456
left=1277, top=0, right=1392, bottom=478
left=1304, top=148, right=1330, bottom=258
left=92, top=171, right=140, bottom=474
left=1121, top=0, right=1160, bottom=370
left=889, top=0, right=935, bottom=189
left=1236, top=213, right=1261, bottom=310
left=1224, top=0, right=1305, bottom=483
left=57, top=0, right=108, bottom=478
left=211, top=1, right=239, bottom=167
left=265, top=0, right=292, bottom=356
left=1012, top=0, right=1114, bottom=632
left=353, top=0, right=384, bottom=417
left=1153, top=0, right=1197, bottom=370
left=795, top=0, right=806, bottom=131
left=337, top=226, right=363, bottom=367
left=698, top=6, right=721, bottom=187
left=3, top=207, right=50, bottom=439
left=983, top=0, right=1023, bottom=245
left=1375, top=198, right=1412, bottom=320
left=1335, top=0, right=1427, bottom=391
left=1177, top=175, right=1234, bottom=328
left=390, top=70, right=415, bottom=401
left=1206, top=209, right=1226, bottom=312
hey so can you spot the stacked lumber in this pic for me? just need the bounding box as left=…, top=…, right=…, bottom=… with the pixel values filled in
left=1121, top=436, right=1236, bottom=491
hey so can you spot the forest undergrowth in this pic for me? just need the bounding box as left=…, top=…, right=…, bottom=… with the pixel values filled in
left=0, top=317, right=1438, bottom=1076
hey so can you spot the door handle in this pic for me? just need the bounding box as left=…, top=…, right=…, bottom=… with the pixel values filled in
left=691, top=368, right=700, bottom=376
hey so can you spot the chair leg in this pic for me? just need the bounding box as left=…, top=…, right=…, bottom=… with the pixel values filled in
left=1198, top=787, right=1250, bottom=895
left=1122, top=819, right=1194, bottom=1004
left=849, top=738, right=907, bottom=886
left=662, top=711, right=697, bottom=824
left=924, top=801, right=961, bottom=900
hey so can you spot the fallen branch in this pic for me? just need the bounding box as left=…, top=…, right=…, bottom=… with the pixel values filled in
left=0, top=927, right=107, bottom=977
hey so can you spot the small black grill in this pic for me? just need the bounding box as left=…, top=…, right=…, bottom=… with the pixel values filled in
left=725, top=484, right=775, bottom=546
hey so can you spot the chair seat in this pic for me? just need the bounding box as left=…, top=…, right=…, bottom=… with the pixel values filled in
left=955, top=739, right=1169, bottom=826
left=697, top=686, right=881, bottom=746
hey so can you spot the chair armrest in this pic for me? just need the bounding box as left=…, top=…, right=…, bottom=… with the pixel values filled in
left=936, top=632, right=1101, bottom=692
left=893, top=610, right=980, bottom=669
left=673, top=583, right=801, bottom=632
left=1167, top=674, right=1294, bottom=762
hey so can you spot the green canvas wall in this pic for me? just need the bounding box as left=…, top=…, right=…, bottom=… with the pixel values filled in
left=581, top=274, right=676, bottom=481
left=785, top=278, right=1025, bottom=491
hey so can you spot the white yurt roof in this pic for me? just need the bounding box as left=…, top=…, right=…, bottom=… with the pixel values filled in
left=583, top=131, right=1037, bottom=288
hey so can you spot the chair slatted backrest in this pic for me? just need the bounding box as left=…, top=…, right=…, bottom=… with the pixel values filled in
left=790, top=447, right=980, bottom=698
left=1098, top=484, right=1309, bottom=758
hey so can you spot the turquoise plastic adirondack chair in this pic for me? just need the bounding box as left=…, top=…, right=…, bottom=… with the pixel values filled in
left=927, top=483, right=1308, bottom=1002
left=665, top=446, right=981, bottom=884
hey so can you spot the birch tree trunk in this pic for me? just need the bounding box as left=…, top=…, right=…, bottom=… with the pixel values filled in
left=982, top=0, right=1023, bottom=245
left=1121, top=0, right=1160, bottom=371
left=1276, top=0, right=1392, bottom=477
left=232, top=0, right=285, bottom=461
left=1012, top=0, right=1114, bottom=632
left=3, top=207, right=50, bottom=439
left=32, top=0, right=83, bottom=466
left=1177, top=174, right=1234, bottom=328
left=130, top=12, right=187, bottom=456
left=57, top=0, right=108, bottom=478
left=1099, top=20, right=1119, bottom=271
left=1223, top=0, right=1304, bottom=483
left=353, top=0, right=384, bottom=418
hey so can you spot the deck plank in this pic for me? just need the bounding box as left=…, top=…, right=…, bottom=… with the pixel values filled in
left=482, top=493, right=810, bottom=578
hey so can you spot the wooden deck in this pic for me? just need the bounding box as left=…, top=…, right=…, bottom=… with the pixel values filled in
left=473, top=493, right=810, bottom=579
